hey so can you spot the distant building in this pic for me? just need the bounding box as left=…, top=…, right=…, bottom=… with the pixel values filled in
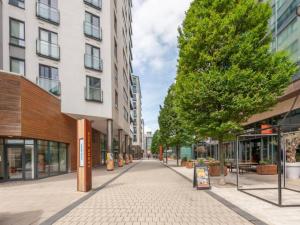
left=145, top=131, right=153, bottom=156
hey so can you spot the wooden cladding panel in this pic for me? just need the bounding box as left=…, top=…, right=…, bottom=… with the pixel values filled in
left=20, top=78, right=77, bottom=170
left=0, top=75, right=21, bottom=136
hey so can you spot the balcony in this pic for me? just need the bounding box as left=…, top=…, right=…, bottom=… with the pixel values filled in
left=36, top=39, right=60, bottom=60
left=84, top=0, right=102, bottom=9
left=85, top=54, right=103, bottom=71
left=130, top=98, right=134, bottom=110
left=36, top=2, right=60, bottom=25
left=85, top=86, right=103, bottom=103
left=37, top=77, right=61, bottom=96
left=10, top=36, right=25, bottom=48
left=84, top=21, right=102, bottom=40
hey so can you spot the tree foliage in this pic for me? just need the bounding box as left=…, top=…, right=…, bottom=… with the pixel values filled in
left=175, top=0, right=297, bottom=140
left=158, top=85, right=192, bottom=149
left=151, top=130, right=161, bottom=154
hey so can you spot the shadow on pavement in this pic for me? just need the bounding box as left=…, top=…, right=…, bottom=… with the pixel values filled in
left=0, top=210, right=43, bottom=225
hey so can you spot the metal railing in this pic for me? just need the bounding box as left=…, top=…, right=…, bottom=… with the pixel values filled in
left=84, top=54, right=103, bottom=71
left=85, top=86, right=103, bottom=102
left=10, top=36, right=25, bottom=47
left=37, top=77, right=61, bottom=96
left=36, top=39, right=60, bottom=60
left=36, top=2, right=60, bottom=24
left=84, top=21, right=102, bottom=40
left=84, top=0, right=102, bottom=9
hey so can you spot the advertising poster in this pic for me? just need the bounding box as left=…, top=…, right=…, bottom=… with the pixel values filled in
left=194, top=165, right=210, bottom=190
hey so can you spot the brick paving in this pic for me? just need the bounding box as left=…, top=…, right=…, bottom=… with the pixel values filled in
left=54, top=160, right=251, bottom=225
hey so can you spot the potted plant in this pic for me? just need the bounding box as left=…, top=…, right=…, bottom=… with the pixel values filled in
left=256, top=160, right=277, bottom=175
left=185, top=160, right=194, bottom=169
left=285, top=133, right=300, bottom=179
left=181, top=157, right=188, bottom=167
left=207, top=159, right=227, bottom=176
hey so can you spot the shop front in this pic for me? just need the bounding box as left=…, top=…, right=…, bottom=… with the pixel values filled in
left=0, top=138, right=68, bottom=181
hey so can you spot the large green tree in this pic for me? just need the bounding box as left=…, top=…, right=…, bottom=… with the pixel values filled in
left=175, top=0, right=297, bottom=183
left=159, top=85, right=192, bottom=165
left=151, top=130, right=161, bottom=155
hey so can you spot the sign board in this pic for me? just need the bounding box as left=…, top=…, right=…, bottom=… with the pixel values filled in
left=79, top=138, right=84, bottom=167
left=193, top=165, right=210, bottom=190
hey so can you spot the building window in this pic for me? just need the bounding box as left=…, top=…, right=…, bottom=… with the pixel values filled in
left=36, top=0, right=60, bottom=24
left=84, top=0, right=102, bottom=9
left=10, top=57, right=25, bottom=75
left=114, top=64, right=118, bottom=85
left=38, top=64, right=61, bottom=96
left=124, top=107, right=128, bottom=122
left=9, top=18, right=25, bottom=47
left=85, top=76, right=103, bottom=102
left=37, top=28, right=60, bottom=60
left=123, top=87, right=128, bottom=103
left=85, top=44, right=103, bottom=71
left=115, top=91, right=118, bottom=109
left=9, top=0, right=25, bottom=9
left=84, top=11, right=101, bottom=40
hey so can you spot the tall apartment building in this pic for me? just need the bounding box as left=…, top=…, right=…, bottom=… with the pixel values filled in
left=144, top=131, right=153, bottom=157
left=131, top=75, right=143, bottom=159
left=0, top=0, right=134, bottom=181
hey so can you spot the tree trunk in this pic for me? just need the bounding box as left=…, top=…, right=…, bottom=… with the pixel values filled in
left=165, top=146, right=168, bottom=164
left=176, top=145, right=180, bottom=166
left=219, top=138, right=226, bottom=185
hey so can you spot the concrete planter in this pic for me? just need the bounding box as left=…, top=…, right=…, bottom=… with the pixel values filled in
left=256, top=165, right=277, bottom=175
left=208, top=165, right=228, bottom=177
left=286, top=162, right=300, bottom=179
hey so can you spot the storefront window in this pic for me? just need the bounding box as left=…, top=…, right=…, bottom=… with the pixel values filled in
left=49, top=142, right=59, bottom=175
left=25, top=144, right=34, bottom=179
left=59, top=143, right=67, bottom=173
left=37, top=140, right=49, bottom=178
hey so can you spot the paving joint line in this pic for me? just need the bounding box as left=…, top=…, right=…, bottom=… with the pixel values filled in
left=162, top=162, right=269, bottom=225
left=40, top=161, right=140, bottom=225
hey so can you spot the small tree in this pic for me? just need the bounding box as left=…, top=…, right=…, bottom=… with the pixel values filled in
left=151, top=130, right=161, bottom=155
left=159, top=85, right=192, bottom=166
left=175, top=0, right=297, bottom=184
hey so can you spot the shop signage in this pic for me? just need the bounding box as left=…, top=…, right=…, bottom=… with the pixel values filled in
left=79, top=138, right=84, bottom=167
left=193, top=165, right=210, bottom=190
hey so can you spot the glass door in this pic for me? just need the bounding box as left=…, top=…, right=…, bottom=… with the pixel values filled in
left=6, top=146, right=24, bottom=180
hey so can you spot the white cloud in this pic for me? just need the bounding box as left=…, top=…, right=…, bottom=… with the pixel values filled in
left=132, top=0, right=192, bottom=132
left=132, top=0, right=192, bottom=70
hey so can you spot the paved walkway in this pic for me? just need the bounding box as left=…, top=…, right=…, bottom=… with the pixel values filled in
left=0, top=163, right=137, bottom=225
left=54, top=160, right=251, bottom=225
left=167, top=160, right=300, bottom=225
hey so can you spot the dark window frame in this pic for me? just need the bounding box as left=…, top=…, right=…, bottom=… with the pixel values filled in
left=85, top=75, right=103, bottom=103
left=37, top=27, right=60, bottom=61
left=9, top=17, right=25, bottom=48
left=85, top=44, right=102, bottom=72
left=84, top=11, right=101, bottom=41
left=84, top=0, right=102, bottom=10
left=9, top=0, right=25, bottom=9
left=10, top=57, right=25, bottom=75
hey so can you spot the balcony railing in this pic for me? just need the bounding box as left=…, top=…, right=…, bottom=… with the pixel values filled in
left=85, top=86, right=103, bottom=102
left=10, top=36, right=25, bottom=47
left=9, top=0, right=25, bottom=8
left=36, top=39, right=60, bottom=60
left=85, top=54, right=103, bottom=71
left=84, top=0, right=102, bottom=9
left=37, top=77, right=61, bottom=96
left=36, top=2, right=60, bottom=24
left=84, top=21, right=102, bottom=40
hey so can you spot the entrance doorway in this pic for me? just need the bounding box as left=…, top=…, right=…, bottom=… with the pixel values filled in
left=6, top=146, right=23, bottom=180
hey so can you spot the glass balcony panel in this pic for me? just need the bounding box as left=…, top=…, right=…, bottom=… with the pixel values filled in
left=84, top=21, right=101, bottom=39
left=10, top=37, right=25, bottom=47
left=38, top=77, right=61, bottom=96
left=37, top=40, right=60, bottom=60
left=85, top=54, right=103, bottom=71
left=36, top=2, right=60, bottom=24
left=9, top=0, right=25, bottom=8
left=85, top=87, right=103, bottom=102
left=84, top=0, right=102, bottom=8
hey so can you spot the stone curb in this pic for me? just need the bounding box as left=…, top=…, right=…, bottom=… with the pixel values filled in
left=162, top=162, right=269, bottom=225
left=40, top=162, right=140, bottom=225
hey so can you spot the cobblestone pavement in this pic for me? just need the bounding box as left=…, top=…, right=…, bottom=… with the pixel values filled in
left=54, top=160, right=252, bottom=225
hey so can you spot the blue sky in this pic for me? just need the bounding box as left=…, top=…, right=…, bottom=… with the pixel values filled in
left=132, top=0, right=192, bottom=133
